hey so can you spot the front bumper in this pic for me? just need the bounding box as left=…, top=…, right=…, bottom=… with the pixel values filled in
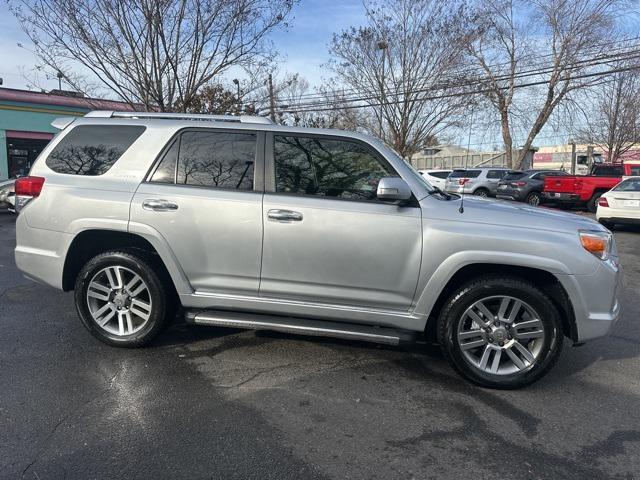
left=556, top=258, right=623, bottom=343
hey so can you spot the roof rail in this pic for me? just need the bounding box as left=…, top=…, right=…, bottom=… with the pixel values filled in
left=84, top=110, right=274, bottom=125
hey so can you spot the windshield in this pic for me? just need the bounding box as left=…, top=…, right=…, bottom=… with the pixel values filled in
left=613, top=178, right=640, bottom=191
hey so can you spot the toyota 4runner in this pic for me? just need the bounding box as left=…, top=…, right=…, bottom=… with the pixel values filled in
left=14, top=112, right=622, bottom=388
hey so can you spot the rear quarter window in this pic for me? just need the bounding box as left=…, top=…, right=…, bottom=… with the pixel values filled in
left=46, top=125, right=145, bottom=175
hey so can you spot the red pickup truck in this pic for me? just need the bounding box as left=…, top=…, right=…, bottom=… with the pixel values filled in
left=543, top=163, right=640, bottom=212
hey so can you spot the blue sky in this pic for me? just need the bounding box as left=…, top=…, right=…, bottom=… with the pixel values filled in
left=0, top=0, right=366, bottom=91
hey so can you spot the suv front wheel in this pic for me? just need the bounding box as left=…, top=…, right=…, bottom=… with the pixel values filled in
left=437, top=276, right=563, bottom=389
left=74, top=250, right=174, bottom=347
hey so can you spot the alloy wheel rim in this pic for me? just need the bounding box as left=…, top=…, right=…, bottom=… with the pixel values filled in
left=86, top=265, right=152, bottom=336
left=529, top=194, right=540, bottom=206
left=456, top=295, right=546, bottom=375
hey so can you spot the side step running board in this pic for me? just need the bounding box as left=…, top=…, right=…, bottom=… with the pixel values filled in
left=185, top=310, right=417, bottom=346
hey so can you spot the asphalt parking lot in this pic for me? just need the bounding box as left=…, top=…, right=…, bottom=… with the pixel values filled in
left=1, top=211, right=639, bottom=480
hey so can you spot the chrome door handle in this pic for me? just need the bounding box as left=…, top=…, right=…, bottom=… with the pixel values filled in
left=267, top=209, right=303, bottom=222
left=142, top=199, right=179, bottom=211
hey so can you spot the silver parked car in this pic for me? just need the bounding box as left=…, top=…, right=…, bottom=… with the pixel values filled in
left=14, top=112, right=621, bottom=388
left=445, top=167, right=510, bottom=197
left=0, top=179, right=16, bottom=213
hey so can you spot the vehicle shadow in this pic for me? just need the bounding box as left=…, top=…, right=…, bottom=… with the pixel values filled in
left=150, top=303, right=639, bottom=390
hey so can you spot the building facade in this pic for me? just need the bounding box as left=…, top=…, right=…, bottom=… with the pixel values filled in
left=0, top=88, right=133, bottom=180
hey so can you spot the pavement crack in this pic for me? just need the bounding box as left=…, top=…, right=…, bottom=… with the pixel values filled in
left=22, top=411, right=73, bottom=477
left=20, top=366, right=124, bottom=477
left=219, top=363, right=297, bottom=388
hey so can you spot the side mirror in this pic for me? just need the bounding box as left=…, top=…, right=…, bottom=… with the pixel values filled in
left=376, top=177, right=412, bottom=202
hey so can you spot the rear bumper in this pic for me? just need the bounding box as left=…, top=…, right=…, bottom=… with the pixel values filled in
left=596, top=206, right=640, bottom=223
left=556, top=259, right=623, bottom=343
left=496, top=188, right=526, bottom=201
left=14, top=215, right=71, bottom=290
left=543, top=192, right=582, bottom=203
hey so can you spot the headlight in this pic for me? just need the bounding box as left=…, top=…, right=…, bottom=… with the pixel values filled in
left=579, top=230, right=612, bottom=260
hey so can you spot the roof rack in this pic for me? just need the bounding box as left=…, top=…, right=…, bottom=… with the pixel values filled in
left=84, top=110, right=274, bottom=125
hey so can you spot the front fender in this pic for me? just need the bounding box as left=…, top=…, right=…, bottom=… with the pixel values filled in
left=413, top=250, right=574, bottom=323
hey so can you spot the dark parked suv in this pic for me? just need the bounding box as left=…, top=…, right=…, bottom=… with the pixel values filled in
left=496, top=170, right=568, bottom=206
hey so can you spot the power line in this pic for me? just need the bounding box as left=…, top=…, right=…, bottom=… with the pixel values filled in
left=274, top=36, right=640, bottom=105
left=277, top=47, right=640, bottom=112
left=279, top=62, right=640, bottom=115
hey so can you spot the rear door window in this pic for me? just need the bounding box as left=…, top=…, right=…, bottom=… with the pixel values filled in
left=177, top=131, right=255, bottom=190
left=46, top=125, right=145, bottom=175
left=487, top=170, right=506, bottom=179
left=149, top=130, right=257, bottom=190
left=449, top=170, right=481, bottom=178
left=593, top=166, right=624, bottom=176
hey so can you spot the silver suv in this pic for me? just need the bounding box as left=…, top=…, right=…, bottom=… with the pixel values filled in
left=14, top=112, right=622, bottom=388
left=445, top=167, right=510, bottom=197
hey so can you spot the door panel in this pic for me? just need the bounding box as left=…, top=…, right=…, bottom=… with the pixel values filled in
left=132, top=185, right=263, bottom=295
left=261, top=132, right=422, bottom=310
left=130, top=128, right=264, bottom=296
left=261, top=194, right=422, bottom=310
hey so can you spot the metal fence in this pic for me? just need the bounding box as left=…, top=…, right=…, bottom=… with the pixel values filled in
left=411, top=152, right=508, bottom=170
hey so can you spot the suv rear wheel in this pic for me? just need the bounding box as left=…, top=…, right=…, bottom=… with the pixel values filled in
left=474, top=188, right=489, bottom=197
left=526, top=191, right=541, bottom=206
left=74, top=250, right=174, bottom=347
left=437, top=276, right=563, bottom=389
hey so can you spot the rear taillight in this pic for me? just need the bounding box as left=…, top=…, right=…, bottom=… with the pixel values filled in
left=511, top=181, right=526, bottom=187
left=15, top=176, right=45, bottom=197
left=598, top=197, right=609, bottom=207
left=458, top=178, right=469, bottom=186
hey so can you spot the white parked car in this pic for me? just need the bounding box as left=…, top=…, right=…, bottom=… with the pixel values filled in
left=596, top=177, right=640, bottom=229
left=0, top=179, right=16, bottom=213
left=419, top=169, right=451, bottom=190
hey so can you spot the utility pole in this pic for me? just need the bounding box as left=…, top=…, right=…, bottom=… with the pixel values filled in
left=569, top=139, right=576, bottom=174
left=232, top=78, right=241, bottom=114
left=268, top=74, right=276, bottom=122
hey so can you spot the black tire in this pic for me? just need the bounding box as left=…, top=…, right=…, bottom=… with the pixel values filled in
left=437, top=275, right=564, bottom=389
left=587, top=192, right=604, bottom=213
left=474, top=188, right=490, bottom=197
left=599, top=219, right=615, bottom=230
left=74, top=250, right=175, bottom=347
left=525, top=191, right=542, bottom=206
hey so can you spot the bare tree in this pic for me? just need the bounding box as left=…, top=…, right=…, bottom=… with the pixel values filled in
left=176, top=83, right=248, bottom=114
left=577, top=66, right=640, bottom=162
left=11, top=0, right=295, bottom=111
left=327, top=0, right=469, bottom=159
left=463, top=0, right=628, bottom=168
